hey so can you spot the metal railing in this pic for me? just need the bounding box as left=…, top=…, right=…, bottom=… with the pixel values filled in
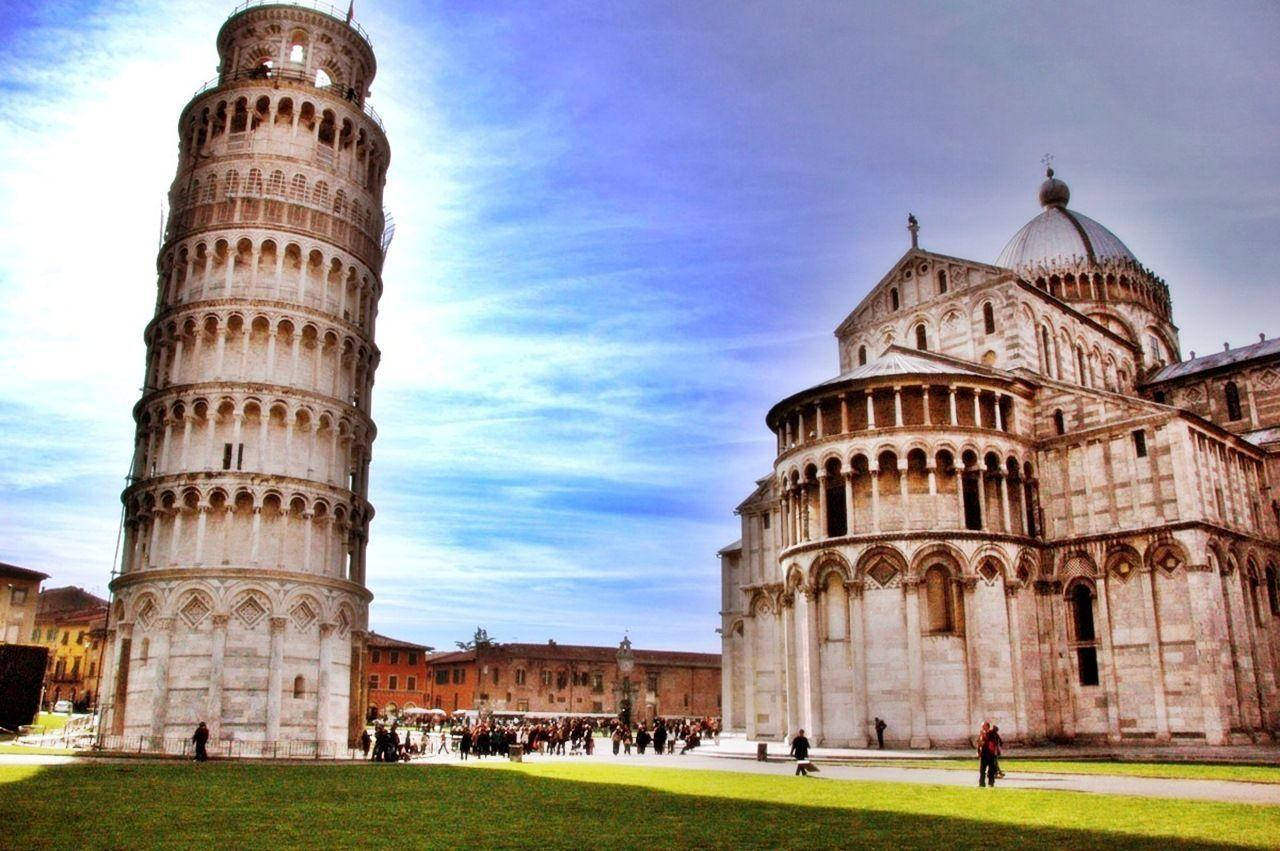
left=94, top=734, right=362, bottom=760
left=224, top=0, right=373, bottom=47
left=188, top=67, right=385, bottom=134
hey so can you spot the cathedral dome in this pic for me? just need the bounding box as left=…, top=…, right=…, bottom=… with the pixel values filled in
left=996, top=169, right=1137, bottom=270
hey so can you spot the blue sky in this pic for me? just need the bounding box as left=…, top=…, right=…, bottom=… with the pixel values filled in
left=1, top=0, right=1277, bottom=652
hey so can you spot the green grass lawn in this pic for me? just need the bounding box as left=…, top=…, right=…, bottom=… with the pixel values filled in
left=31, top=712, right=72, bottom=732
left=0, top=761, right=1276, bottom=849
left=0, top=744, right=76, bottom=756
left=834, top=757, right=1280, bottom=785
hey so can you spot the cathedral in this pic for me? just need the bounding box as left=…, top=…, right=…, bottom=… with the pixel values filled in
left=719, top=170, right=1280, bottom=747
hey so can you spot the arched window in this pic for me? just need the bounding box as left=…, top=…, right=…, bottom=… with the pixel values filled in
left=1076, top=347, right=1088, bottom=386
left=858, top=345, right=867, bottom=366
left=924, top=565, right=954, bottom=633
left=982, top=302, right=995, bottom=335
left=1053, top=409, right=1065, bottom=435
left=1069, top=582, right=1100, bottom=686
left=937, top=270, right=947, bottom=293
left=1266, top=566, right=1279, bottom=616
left=915, top=324, right=927, bottom=350
left=293, top=675, right=306, bottom=698
left=1225, top=381, right=1242, bottom=421
left=890, top=288, right=899, bottom=311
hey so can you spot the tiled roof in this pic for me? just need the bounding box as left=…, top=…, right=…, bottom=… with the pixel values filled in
left=366, top=631, right=432, bottom=651
left=0, top=561, right=49, bottom=582
left=1242, top=426, right=1280, bottom=448
left=38, top=586, right=107, bottom=615
left=425, top=642, right=719, bottom=668
left=1145, top=336, right=1280, bottom=384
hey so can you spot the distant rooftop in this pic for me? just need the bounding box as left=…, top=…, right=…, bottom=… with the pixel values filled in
left=0, top=561, right=48, bottom=583
left=1145, top=335, right=1280, bottom=384
left=366, top=631, right=433, bottom=651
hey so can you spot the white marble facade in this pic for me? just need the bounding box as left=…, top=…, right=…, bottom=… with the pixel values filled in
left=720, top=173, right=1280, bottom=747
left=100, top=2, right=388, bottom=751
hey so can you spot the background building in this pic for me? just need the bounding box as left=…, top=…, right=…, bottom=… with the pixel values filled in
left=34, top=587, right=108, bottom=710
left=0, top=562, right=46, bottom=645
left=721, top=171, right=1280, bottom=747
left=100, top=1, right=390, bottom=753
left=426, top=638, right=720, bottom=720
left=364, top=632, right=430, bottom=718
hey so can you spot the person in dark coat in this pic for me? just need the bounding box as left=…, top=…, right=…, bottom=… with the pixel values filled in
left=653, top=721, right=667, bottom=755
left=636, top=725, right=651, bottom=755
left=790, top=728, right=812, bottom=776
left=980, top=725, right=1003, bottom=787
left=192, top=721, right=210, bottom=762
left=359, top=729, right=371, bottom=758
left=874, top=717, right=887, bottom=749
left=459, top=727, right=472, bottom=760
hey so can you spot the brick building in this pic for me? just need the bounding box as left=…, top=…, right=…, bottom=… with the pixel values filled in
left=0, top=562, right=47, bottom=646
left=364, top=632, right=431, bottom=719
left=34, top=587, right=109, bottom=709
left=425, top=638, right=721, bottom=720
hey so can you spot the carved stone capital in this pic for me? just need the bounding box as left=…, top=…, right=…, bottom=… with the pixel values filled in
left=1004, top=582, right=1023, bottom=598
left=781, top=591, right=795, bottom=608
left=844, top=579, right=864, bottom=598
left=269, top=616, right=289, bottom=632
left=319, top=622, right=336, bottom=637
left=212, top=614, right=230, bottom=627
left=959, top=576, right=979, bottom=592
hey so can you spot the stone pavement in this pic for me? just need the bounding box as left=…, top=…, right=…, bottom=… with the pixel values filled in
left=705, top=732, right=1280, bottom=764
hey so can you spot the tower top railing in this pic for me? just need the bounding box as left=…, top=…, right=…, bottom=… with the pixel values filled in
left=188, top=66, right=385, bottom=134
left=223, top=0, right=373, bottom=47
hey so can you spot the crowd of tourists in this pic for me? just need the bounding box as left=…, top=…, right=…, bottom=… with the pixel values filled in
left=358, top=715, right=721, bottom=763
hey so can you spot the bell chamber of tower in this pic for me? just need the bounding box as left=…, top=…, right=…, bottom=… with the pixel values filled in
left=100, top=1, right=391, bottom=755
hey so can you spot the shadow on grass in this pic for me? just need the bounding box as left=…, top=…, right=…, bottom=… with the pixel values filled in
left=0, top=762, right=1273, bottom=850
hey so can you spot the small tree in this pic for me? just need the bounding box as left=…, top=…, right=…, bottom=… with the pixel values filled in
left=455, top=627, right=493, bottom=651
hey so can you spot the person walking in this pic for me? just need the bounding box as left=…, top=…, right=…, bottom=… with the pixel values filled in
left=653, top=721, right=667, bottom=756
left=611, top=726, right=622, bottom=755
left=192, top=721, right=210, bottom=762
left=790, top=728, right=812, bottom=776
left=359, top=728, right=371, bottom=759
left=979, top=724, right=1002, bottom=787
left=636, top=725, right=651, bottom=755
left=459, top=727, right=472, bottom=761
left=874, top=717, right=887, bottom=749
left=977, top=722, right=991, bottom=787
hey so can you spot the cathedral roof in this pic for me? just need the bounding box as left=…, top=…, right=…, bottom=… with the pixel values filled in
left=768, top=346, right=998, bottom=427
left=816, top=347, right=986, bottom=386
left=996, top=169, right=1138, bottom=270
left=1144, top=335, right=1280, bottom=384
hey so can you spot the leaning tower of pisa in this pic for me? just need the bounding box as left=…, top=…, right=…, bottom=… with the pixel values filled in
left=99, top=1, right=390, bottom=754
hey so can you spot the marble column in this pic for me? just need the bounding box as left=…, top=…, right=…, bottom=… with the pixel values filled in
left=1093, top=575, right=1124, bottom=742
left=817, top=474, right=829, bottom=539
left=781, top=595, right=798, bottom=737
left=903, top=580, right=930, bottom=747
left=846, top=581, right=869, bottom=746
left=207, top=613, right=229, bottom=743
left=266, top=616, right=287, bottom=742
left=1139, top=567, right=1172, bottom=741
left=961, top=578, right=982, bottom=733
left=317, top=622, right=335, bottom=748
left=742, top=614, right=757, bottom=739
left=149, top=617, right=175, bottom=744
left=1003, top=583, right=1028, bottom=741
